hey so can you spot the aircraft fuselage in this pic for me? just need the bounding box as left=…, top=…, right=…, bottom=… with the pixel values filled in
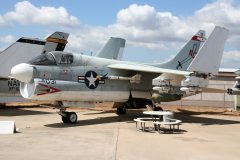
left=16, top=52, right=158, bottom=103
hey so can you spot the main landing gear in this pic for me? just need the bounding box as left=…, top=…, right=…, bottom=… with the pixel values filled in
left=113, top=102, right=128, bottom=115
left=114, top=98, right=163, bottom=115
left=116, top=105, right=127, bottom=115
left=58, top=108, right=78, bottom=124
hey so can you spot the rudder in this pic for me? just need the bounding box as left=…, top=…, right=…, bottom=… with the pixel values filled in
left=187, top=26, right=229, bottom=74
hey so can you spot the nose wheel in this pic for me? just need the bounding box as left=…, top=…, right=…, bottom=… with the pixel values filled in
left=55, top=102, right=78, bottom=124
left=60, top=112, right=78, bottom=124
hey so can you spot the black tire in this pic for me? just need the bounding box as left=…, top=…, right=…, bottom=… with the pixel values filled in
left=154, top=107, right=163, bottom=111
left=68, top=112, right=78, bottom=124
left=127, top=98, right=137, bottom=108
left=116, top=106, right=127, bottom=115
left=62, top=116, right=69, bottom=123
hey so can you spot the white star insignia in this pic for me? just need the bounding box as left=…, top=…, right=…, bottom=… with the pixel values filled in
left=86, top=72, right=97, bottom=87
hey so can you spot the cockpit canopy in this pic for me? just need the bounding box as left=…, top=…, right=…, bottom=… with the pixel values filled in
left=29, top=51, right=74, bottom=66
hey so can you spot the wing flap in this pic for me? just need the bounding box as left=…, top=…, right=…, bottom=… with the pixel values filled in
left=108, top=63, right=192, bottom=76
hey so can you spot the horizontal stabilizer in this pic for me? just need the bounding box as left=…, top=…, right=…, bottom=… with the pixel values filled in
left=187, top=26, right=229, bottom=74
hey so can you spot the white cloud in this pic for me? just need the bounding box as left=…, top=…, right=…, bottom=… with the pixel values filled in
left=0, top=35, right=16, bottom=44
left=0, top=35, right=16, bottom=53
left=66, top=33, right=104, bottom=54
left=114, top=4, right=191, bottom=46
left=65, top=4, right=192, bottom=53
left=64, top=0, right=240, bottom=68
left=0, top=1, right=79, bottom=27
left=193, top=0, right=240, bottom=27
left=1, top=0, right=240, bottom=68
left=221, top=50, right=240, bottom=68
left=117, top=4, right=159, bottom=30
left=0, top=15, right=6, bottom=27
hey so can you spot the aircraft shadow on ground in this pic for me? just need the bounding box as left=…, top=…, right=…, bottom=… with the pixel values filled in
left=175, top=110, right=240, bottom=126
left=82, top=109, right=144, bottom=115
left=45, top=110, right=147, bottom=128
left=81, top=110, right=117, bottom=115
left=84, top=109, right=240, bottom=126
left=177, top=109, right=227, bottom=116
left=0, top=108, right=52, bottom=116
left=45, top=114, right=188, bottom=134
left=45, top=115, right=133, bottom=128
left=45, top=109, right=240, bottom=128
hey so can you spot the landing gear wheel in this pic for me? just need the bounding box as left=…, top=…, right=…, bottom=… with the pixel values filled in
left=61, top=112, right=78, bottom=124
left=68, top=112, right=78, bottom=124
left=62, top=116, right=69, bottom=123
left=116, top=106, right=127, bottom=115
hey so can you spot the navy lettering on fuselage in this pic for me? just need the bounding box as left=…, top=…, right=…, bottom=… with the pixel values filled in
left=78, top=71, right=105, bottom=89
left=8, top=78, right=20, bottom=91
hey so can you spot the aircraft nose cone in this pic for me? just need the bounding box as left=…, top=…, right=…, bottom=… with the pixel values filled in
left=11, top=63, right=33, bottom=83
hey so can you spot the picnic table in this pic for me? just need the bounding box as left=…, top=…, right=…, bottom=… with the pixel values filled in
left=134, top=111, right=182, bottom=133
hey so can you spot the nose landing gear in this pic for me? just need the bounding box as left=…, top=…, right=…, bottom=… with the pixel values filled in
left=61, top=112, right=78, bottom=124
left=58, top=108, right=78, bottom=124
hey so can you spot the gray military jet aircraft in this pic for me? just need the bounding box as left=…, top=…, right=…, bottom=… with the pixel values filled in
left=11, top=26, right=228, bottom=124
left=0, top=34, right=125, bottom=102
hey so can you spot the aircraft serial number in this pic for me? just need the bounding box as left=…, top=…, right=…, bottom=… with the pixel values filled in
left=43, top=79, right=56, bottom=84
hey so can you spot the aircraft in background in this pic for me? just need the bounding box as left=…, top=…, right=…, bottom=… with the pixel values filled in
left=0, top=32, right=69, bottom=99
left=11, top=26, right=228, bottom=124
left=96, top=37, right=125, bottom=60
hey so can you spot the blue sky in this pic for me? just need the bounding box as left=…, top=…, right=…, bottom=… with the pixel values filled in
left=1, top=0, right=213, bottom=23
left=0, top=0, right=240, bottom=68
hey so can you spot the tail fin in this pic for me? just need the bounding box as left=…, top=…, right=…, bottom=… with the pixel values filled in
left=96, top=37, right=126, bottom=60
left=0, top=38, right=45, bottom=78
left=187, top=26, right=229, bottom=74
left=156, top=30, right=206, bottom=70
left=0, top=32, right=69, bottom=78
left=42, top=32, right=69, bottom=54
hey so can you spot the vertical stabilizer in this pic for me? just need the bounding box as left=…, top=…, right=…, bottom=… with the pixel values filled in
left=187, top=26, right=229, bottom=74
left=43, top=32, right=69, bottom=53
left=156, top=30, right=205, bottom=70
left=0, top=38, right=45, bottom=78
left=0, top=32, right=69, bottom=78
left=96, top=37, right=126, bottom=60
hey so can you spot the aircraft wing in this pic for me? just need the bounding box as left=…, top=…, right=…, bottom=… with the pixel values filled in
left=108, top=63, right=192, bottom=76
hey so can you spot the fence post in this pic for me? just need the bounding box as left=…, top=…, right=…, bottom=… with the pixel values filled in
left=224, top=84, right=226, bottom=108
